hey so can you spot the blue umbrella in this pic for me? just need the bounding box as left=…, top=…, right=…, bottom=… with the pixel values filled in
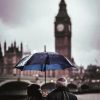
left=15, top=52, right=75, bottom=83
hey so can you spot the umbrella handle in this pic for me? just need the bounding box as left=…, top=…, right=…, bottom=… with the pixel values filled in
left=45, top=69, right=46, bottom=84
left=44, top=64, right=46, bottom=84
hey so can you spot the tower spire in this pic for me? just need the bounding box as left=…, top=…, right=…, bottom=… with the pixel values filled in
left=56, top=0, right=68, bottom=18
left=60, top=0, right=66, bottom=6
left=4, top=41, right=7, bottom=54
left=14, top=41, right=16, bottom=47
left=20, top=42, right=23, bottom=53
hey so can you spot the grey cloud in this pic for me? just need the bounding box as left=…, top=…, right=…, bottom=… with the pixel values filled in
left=0, top=0, right=26, bottom=25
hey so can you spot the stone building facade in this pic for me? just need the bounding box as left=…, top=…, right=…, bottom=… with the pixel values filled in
left=0, top=41, right=23, bottom=76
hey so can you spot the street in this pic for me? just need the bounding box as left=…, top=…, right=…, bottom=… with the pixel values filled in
left=76, top=93, right=100, bottom=100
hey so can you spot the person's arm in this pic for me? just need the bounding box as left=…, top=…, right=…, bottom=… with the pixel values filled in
left=69, top=93, right=78, bottom=100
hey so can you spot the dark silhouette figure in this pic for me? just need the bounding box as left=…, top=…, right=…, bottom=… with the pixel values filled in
left=47, top=77, right=77, bottom=100
left=27, top=83, right=43, bottom=100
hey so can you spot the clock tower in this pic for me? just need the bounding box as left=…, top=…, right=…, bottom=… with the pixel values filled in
left=55, top=0, right=72, bottom=61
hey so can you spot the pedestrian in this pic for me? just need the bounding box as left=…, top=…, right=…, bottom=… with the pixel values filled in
left=47, top=77, right=77, bottom=100
left=27, top=83, right=43, bottom=100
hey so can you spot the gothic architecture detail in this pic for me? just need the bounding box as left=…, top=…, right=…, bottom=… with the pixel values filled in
left=55, top=0, right=72, bottom=61
left=0, top=41, right=23, bottom=75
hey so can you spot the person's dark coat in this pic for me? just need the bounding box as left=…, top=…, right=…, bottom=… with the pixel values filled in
left=27, top=84, right=43, bottom=100
left=47, top=86, right=77, bottom=100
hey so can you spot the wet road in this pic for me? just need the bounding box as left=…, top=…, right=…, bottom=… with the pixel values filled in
left=76, top=93, right=100, bottom=100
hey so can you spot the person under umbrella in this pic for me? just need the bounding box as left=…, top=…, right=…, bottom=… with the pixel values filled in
left=27, top=83, right=43, bottom=100
left=47, top=77, right=77, bottom=100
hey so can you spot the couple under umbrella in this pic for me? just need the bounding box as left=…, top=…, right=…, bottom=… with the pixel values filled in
left=27, top=77, right=77, bottom=100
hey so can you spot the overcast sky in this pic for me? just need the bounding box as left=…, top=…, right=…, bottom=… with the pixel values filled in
left=0, top=0, right=100, bottom=68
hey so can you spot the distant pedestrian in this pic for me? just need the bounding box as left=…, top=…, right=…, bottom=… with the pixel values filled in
left=47, top=77, right=77, bottom=100
left=27, top=83, right=43, bottom=100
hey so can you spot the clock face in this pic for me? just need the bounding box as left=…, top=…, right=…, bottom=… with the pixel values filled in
left=57, top=24, right=64, bottom=32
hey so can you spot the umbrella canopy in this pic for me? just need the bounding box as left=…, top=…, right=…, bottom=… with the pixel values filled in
left=15, top=52, right=75, bottom=83
left=15, top=52, right=74, bottom=71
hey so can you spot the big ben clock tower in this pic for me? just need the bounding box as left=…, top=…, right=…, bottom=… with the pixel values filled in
left=55, top=0, right=72, bottom=61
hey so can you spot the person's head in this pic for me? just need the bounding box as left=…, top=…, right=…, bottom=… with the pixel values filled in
left=27, top=83, right=40, bottom=97
left=56, top=77, right=68, bottom=87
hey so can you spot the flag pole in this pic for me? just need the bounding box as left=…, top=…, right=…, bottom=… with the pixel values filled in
left=44, top=45, right=46, bottom=52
